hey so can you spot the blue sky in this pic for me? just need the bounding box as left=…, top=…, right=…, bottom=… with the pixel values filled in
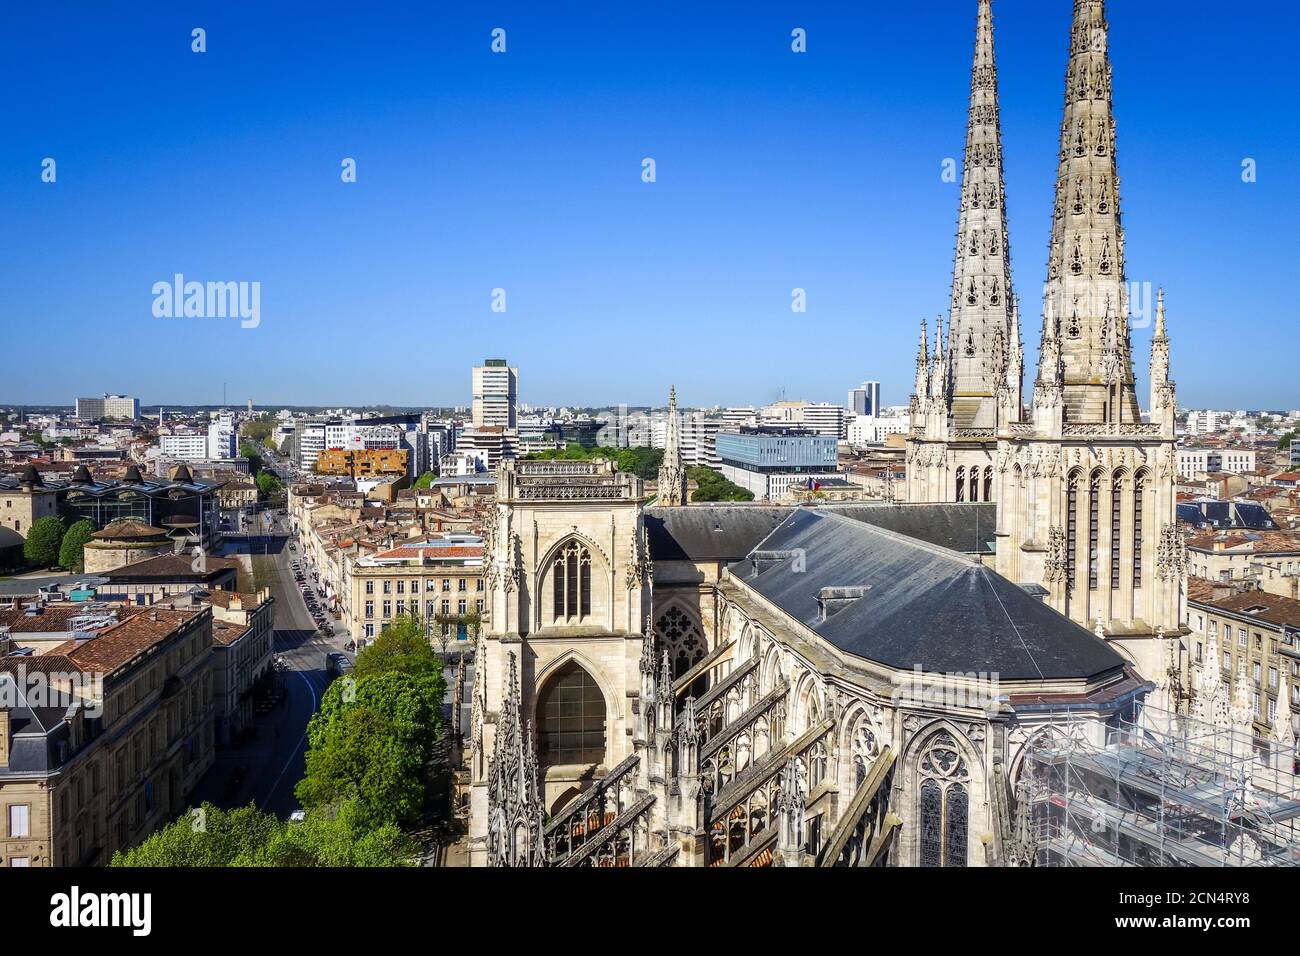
left=2, top=0, right=1296, bottom=410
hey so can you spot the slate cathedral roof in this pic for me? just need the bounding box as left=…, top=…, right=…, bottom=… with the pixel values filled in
left=724, top=508, right=1126, bottom=683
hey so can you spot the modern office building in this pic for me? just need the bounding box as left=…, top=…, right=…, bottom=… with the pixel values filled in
left=472, top=359, right=518, bottom=429
left=716, top=427, right=841, bottom=500
left=75, top=395, right=139, bottom=421
left=848, top=381, right=882, bottom=418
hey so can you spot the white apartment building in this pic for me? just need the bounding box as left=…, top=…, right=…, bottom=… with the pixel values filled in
left=680, top=415, right=721, bottom=468
left=472, top=359, right=518, bottom=429
left=298, top=423, right=327, bottom=471
left=160, top=433, right=210, bottom=460
left=722, top=407, right=758, bottom=431
left=1177, top=446, right=1257, bottom=479
left=207, top=414, right=237, bottom=459
left=1184, top=410, right=1231, bottom=436
left=848, top=413, right=910, bottom=445
left=800, top=403, right=848, bottom=440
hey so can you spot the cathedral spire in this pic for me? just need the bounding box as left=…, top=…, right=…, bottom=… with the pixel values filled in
left=656, top=385, right=688, bottom=506
left=1039, top=0, right=1138, bottom=425
left=948, top=0, right=1017, bottom=430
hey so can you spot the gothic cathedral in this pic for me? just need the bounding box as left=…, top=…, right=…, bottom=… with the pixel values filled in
left=905, top=0, right=1184, bottom=682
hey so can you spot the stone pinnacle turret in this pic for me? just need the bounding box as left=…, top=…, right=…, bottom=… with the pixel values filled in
left=656, top=385, right=688, bottom=506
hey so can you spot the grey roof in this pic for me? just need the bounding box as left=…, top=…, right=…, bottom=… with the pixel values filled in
left=645, top=501, right=998, bottom=562
left=645, top=506, right=792, bottom=562
left=821, top=502, right=998, bottom=555
left=727, top=508, right=1126, bottom=682
left=0, top=672, right=70, bottom=775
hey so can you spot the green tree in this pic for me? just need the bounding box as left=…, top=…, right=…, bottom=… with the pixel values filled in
left=110, top=803, right=281, bottom=866
left=687, top=466, right=754, bottom=502
left=240, top=441, right=265, bottom=477
left=295, top=703, right=426, bottom=830
left=354, top=614, right=445, bottom=681
left=246, top=802, right=414, bottom=866
left=23, top=515, right=65, bottom=568
left=110, top=801, right=415, bottom=867
left=58, top=519, right=96, bottom=572
left=1278, top=431, right=1296, bottom=451
left=255, top=470, right=283, bottom=496
left=295, top=615, right=447, bottom=830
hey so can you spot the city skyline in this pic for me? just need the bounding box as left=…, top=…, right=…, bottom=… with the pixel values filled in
left=5, top=0, right=1297, bottom=408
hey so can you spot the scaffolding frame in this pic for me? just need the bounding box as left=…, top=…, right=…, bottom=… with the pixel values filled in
left=1022, top=705, right=1300, bottom=867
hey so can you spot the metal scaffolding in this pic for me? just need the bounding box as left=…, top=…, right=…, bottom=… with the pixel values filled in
left=1022, top=706, right=1300, bottom=867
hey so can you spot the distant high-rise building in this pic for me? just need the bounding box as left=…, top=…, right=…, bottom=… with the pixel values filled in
left=76, top=394, right=139, bottom=421
left=207, top=413, right=237, bottom=459
left=848, top=381, right=881, bottom=417
left=472, top=359, right=518, bottom=429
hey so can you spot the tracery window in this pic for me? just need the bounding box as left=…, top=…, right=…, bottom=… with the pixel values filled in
left=656, top=606, right=706, bottom=678
left=537, top=661, right=606, bottom=767
left=983, top=466, right=993, bottom=503
left=955, top=467, right=966, bottom=503
left=551, top=541, right=592, bottom=623
left=917, top=732, right=970, bottom=868
left=851, top=719, right=881, bottom=789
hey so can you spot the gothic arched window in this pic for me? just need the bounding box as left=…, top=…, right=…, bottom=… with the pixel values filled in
left=1067, top=473, right=1080, bottom=588
left=551, top=541, right=592, bottom=623
left=955, top=466, right=966, bottom=503
left=537, top=661, right=606, bottom=768
left=1111, top=474, right=1124, bottom=590
left=656, top=606, right=706, bottom=678
left=851, top=719, right=880, bottom=788
left=917, top=732, right=971, bottom=868
left=1089, top=471, right=1102, bottom=590
left=1132, top=473, right=1146, bottom=587
left=983, top=466, right=993, bottom=503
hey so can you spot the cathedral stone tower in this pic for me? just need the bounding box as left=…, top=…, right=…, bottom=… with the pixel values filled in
left=656, top=385, right=688, bottom=507
left=906, top=0, right=1021, bottom=505
left=468, top=458, right=653, bottom=865
left=993, top=0, right=1184, bottom=681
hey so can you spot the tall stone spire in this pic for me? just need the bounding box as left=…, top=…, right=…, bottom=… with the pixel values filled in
left=656, top=385, right=688, bottom=506
left=949, top=0, right=1017, bottom=430
left=1039, top=0, right=1138, bottom=425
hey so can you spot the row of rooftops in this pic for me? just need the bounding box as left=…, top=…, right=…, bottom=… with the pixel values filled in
left=1187, top=577, right=1300, bottom=634
left=1185, top=528, right=1300, bottom=555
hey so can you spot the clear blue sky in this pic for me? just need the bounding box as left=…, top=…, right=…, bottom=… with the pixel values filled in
left=3, top=0, right=1296, bottom=410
